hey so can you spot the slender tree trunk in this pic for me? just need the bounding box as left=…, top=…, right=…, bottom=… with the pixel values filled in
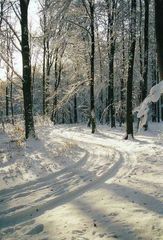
left=125, top=0, right=137, bottom=139
left=42, top=11, right=46, bottom=117
left=69, top=105, right=72, bottom=124
left=156, top=66, right=160, bottom=122
left=109, top=0, right=116, bottom=128
left=142, top=0, right=149, bottom=100
left=0, top=0, right=5, bottom=29
left=6, top=85, right=9, bottom=118
left=152, top=55, right=157, bottom=122
left=6, top=30, right=10, bottom=119
left=89, top=0, right=96, bottom=133
left=139, top=0, right=143, bottom=102
left=120, top=19, right=125, bottom=126
left=10, top=82, right=14, bottom=125
left=45, top=38, right=50, bottom=115
left=74, top=93, right=78, bottom=123
left=137, top=0, right=143, bottom=130
left=51, top=49, right=62, bottom=124
left=106, top=0, right=110, bottom=124
left=20, top=0, right=35, bottom=139
left=155, top=0, right=163, bottom=80
left=96, top=21, right=103, bottom=122
left=105, top=0, right=116, bottom=127
left=51, top=92, right=58, bottom=124
left=109, top=42, right=116, bottom=128
left=96, top=22, right=103, bottom=84
left=142, top=0, right=149, bottom=130
left=62, top=110, right=65, bottom=124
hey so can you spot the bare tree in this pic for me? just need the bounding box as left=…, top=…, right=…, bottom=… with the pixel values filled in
left=125, top=0, right=137, bottom=139
left=20, top=0, right=35, bottom=138
left=155, top=0, right=163, bottom=80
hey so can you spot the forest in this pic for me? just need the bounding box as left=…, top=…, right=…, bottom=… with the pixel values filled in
left=0, top=0, right=162, bottom=138
left=0, top=0, right=163, bottom=240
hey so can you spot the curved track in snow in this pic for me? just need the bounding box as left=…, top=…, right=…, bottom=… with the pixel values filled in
left=0, top=127, right=136, bottom=237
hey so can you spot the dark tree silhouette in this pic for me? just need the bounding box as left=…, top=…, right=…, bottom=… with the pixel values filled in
left=125, top=0, right=136, bottom=139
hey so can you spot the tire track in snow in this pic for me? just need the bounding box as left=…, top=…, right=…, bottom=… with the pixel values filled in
left=0, top=132, right=134, bottom=231
left=0, top=148, right=88, bottom=200
left=0, top=153, right=123, bottom=229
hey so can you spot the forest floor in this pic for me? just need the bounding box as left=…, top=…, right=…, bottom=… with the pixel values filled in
left=0, top=122, right=163, bottom=240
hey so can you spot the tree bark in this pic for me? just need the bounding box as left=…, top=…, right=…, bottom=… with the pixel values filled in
left=120, top=19, right=125, bottom=126
left=89, top=0, right=96, bottom=133
left=51, top=49, right=62, bottom=124
left=142, top=0, right=149, bottom=100
left=42, top=8, right=46, bottom=117
left=20, top=0, right=35, bottom=139
left=5, top=85, right=9, bottom=117
left=155, top=0, right=163, bottom=80
left=74, top=93, right=78, bottom=123
left=125, top=0, right=136, bottom=139
left=0, top=0, right=5, bottom=29
left=139, top=0, right=143, bottom=103
left=96, top=20, right=103, bottom=123
left=109, top=0, right=116, bottom=128
left=45, top=38, right=50, bottom=115
left=10, top=82, right=14, bottom=125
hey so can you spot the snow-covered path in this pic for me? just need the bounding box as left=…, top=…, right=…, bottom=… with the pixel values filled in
left=0, top=124, right=163, bottom=239
left=0, top=128, right=125, bottom=227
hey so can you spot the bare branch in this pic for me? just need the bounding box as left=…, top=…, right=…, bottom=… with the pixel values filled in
left=1, top=15, right=21, bottom=45
left=82, top=0, right=91, bottom=18
left=10, top=1, right=21, bottom=21
left=65, top=19, right=91, bottom=36
left=0, top=52, right=23, bottom=82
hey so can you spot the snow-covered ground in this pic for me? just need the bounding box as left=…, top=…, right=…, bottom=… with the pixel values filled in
left=0, top=122, right=163, bottom=240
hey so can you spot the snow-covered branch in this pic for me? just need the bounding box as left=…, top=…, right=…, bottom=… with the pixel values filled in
left=134, top=81, right=163, bottom=127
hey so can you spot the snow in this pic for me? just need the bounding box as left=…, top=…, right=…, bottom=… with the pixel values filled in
left=0, top=123, right=163, bottom=239
left=136, top=81, right=163, bottom=127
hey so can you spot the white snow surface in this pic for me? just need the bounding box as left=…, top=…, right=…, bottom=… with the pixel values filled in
left=0, top=123, right=163, bottom=240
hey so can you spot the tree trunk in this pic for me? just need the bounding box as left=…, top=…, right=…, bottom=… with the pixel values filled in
left=139, top=0, right=143, bottom=103
left=142, top=0, right=149, bottom=100
left=109, top=41, right=116, bottom=128
left=105, top=0, right=116, bottom=127
left=120, top=19, right=125, bottom=127
left=96, top=20, right=104, bottom=122
left=10, top=82, right=14, bottom=125
left=74, top=93, right=78, bottom=123
left=89, top=0, right=96, bottom=133
left=42, top=10, right=46, bottom=117
left=109, top=0, right=116, bottom=128
left=20, top=0, right=35, bottom=139
left=155, top=0, right=163, bottom=80
left=156, top=66, right=160, bottom=122
left=6, top=85, right=9, bottom=118
left=45, top=38, right=50, bottom=115
left=125, top=0, right=136, bottom=139
left=141, top=0, right=149, bottom=130
left=106, top=0, right=110, bottom=125
left=6, top=30, right=10, bottom=119
left=0, top=0, right=5, bottom=29
left=51, top=49, right=62, bottom=124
